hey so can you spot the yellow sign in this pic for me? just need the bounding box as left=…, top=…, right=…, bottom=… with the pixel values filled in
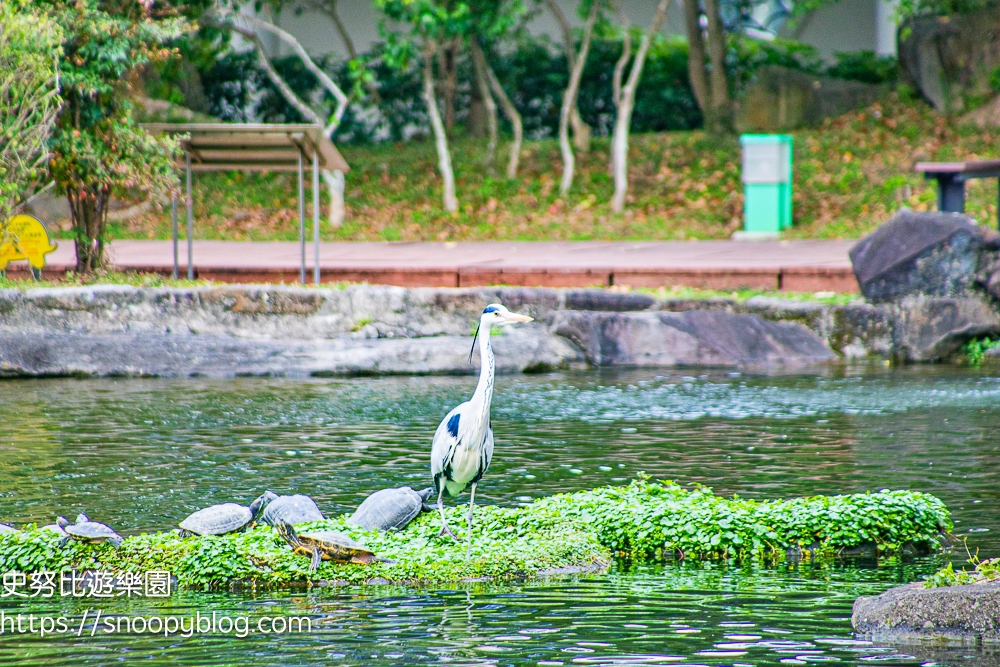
left=0, top=214, right=57, bottom=271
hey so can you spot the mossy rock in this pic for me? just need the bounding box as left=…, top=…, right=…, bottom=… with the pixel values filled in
left=0, top=480, right=952, bottom=589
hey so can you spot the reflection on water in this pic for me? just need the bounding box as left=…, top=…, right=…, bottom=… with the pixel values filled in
left=1, top=367, right=999, bottom=666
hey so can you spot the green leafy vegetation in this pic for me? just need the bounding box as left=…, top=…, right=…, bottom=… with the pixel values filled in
left=963, top=336, right=1000, bottom=366
left=925, top=541, right=1000, bottom=588
left=0, top=270, right=218, bottom=291
left=0, top=479, right=951, bottom=589
left=638, top=285, right=862, bottom=306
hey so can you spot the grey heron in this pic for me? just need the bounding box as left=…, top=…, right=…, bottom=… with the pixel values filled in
left=431, top=303, right=533, bottom=556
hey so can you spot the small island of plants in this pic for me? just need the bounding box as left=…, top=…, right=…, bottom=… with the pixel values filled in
left=0, top=478, right=952, bottom=589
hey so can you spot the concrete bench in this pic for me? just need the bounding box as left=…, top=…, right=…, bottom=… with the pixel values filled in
left=915, top=159, right=1000, bottom=226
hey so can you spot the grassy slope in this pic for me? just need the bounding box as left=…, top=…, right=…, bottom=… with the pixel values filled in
left=83, top=96, right=1000, bottom=244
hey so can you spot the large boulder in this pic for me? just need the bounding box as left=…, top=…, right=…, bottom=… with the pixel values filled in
left=893, top=296, right=1000, bottom=361
left=853, top=580, right=1000, bottom=644
left=850, top=209, right=1000, bottom=303
left=551, top=310, right=836, bottom=368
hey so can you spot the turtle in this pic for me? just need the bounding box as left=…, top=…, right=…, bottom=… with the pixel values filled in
left=273, top=520, right=387, bottom=572
left=348, top=486, right=434, bottom=532
left=259, top=491, right=325, bottom=527
left=178, top=492, right=271, bottom=537
left=57, top=514, right=123, bottom=547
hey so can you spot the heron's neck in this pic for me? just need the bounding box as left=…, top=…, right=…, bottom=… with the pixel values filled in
left=472, top=323, right=495, bottom=416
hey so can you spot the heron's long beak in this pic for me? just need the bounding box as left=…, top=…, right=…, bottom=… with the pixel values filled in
left=501, top=312, right=533, bottom=323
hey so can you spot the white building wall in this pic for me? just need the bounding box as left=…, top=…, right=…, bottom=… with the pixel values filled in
left=266, top=0, right=889, bottom=62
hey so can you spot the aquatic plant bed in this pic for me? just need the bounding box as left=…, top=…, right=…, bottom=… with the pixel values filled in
left=0, top=480, right=951, bottom=589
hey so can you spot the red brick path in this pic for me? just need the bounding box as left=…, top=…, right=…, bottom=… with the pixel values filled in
left=7, top=239, right=859, bottom=292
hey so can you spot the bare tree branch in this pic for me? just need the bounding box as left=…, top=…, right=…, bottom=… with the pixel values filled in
left=228, top=22, right=322, bottom=124
left=232, top=13, right=349, bottom=136
left=299, top=0, right=356, bottom=59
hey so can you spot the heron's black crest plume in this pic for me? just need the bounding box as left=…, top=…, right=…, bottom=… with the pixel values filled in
left=468, top=322, right=480, bottom=364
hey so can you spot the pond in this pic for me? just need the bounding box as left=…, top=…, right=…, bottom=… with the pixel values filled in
left=1, top=367, right=999, bottom=666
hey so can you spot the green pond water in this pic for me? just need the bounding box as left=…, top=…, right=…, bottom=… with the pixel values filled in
left=1, top=367, right=999, bottom=666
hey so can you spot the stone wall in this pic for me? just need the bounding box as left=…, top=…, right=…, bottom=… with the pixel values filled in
left=0, top=283, right=986, bottom=378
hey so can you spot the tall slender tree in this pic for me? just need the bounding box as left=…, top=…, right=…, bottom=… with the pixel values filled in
left=543, top=0, right=593, bottom=153
left=558, top=0, right=598, bottom=196
left=609, top=0, right=669, bottom=212
left=377, top=0, right=470, bottom=212
left=467, top=0, right=526, bottom=178
left=682, top=0, right=732, bottom=134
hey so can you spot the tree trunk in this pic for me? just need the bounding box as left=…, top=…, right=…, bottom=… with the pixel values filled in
left=438, top=40, right=458, bottom=133
left=559, top=0, right=599, bottom=197
left=470, top=39, right=499, bottom=173
left=703, top=0, right=732, bottom=133
left=67, top=185, right=111, bottom=274
left=324, top=169, right=345, bottom=227
left=424, top=41, right=458, bottom=212
left=612, top=0, right=632, bottom=110
left=481, top=51, right=523, bottom=179
left=544, top=0, right=593, bottom=153
left=611, top=0, right=669, bottom=213
left=682, top=0, right=711, bottom=127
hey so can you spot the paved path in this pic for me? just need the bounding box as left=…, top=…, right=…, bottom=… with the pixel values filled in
left=20, top=239, right=859, bottom=292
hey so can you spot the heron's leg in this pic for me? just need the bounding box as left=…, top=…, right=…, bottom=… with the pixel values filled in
left=309, top=547, right=321, bottom=572
left=437, top=485, right=458, bottom=540
left=465, top=483, right=477, bottom=560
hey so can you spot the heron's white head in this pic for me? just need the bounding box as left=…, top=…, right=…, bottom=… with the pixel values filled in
left=480, top=303, right=533, bottom=328
left=468, top=304, right=533, bottom=362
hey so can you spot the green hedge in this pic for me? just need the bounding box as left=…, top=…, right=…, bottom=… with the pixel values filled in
left=0, top=479, right=950, bottom=589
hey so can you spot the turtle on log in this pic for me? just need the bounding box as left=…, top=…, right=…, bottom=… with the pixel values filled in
left=259, top=492, right=324, bottom=527
left=273, top=520, right=387, bottom=572
left=349, top=486, right=433, bottom=532
left=178, top=492, right=271, bottom=537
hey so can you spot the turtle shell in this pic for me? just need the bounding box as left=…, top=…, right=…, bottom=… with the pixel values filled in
left=349, top=487, right=426, bottom=532
left=260, top=494, right=324, bottom=527
left=65, top=519, right=121, bottom=543
left=297, top=530, right=377, bottom=563
left=179, top=503, right=252, bottom=536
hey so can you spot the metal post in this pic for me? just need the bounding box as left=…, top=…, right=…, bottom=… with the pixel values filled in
left=171, top=193, right=178, bottom=279
left=936, top=174, right=965, bottom=214
left=186, top=153, right=193, bottom=280
left=298, top=149, right=306, bottom=285
left=312, top=149, right=320, bottom=285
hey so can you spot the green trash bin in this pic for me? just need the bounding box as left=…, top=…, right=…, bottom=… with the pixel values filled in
left=740, top=134, right=793, bottom=236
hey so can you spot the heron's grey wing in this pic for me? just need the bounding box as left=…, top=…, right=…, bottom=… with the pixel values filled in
left=430, top=404, right=464, bottom=478
left=482, top=424, right=494, bottom=475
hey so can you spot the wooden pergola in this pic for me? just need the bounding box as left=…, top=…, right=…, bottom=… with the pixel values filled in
left=143, top=123, right=350, bottom=284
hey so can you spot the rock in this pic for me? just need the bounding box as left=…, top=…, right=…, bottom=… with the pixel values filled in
left=737, top=65, right=890, bottom=132
left=893, top=296, right=1000, bottom=361
left=853, top=580, right=1000, bottom=644
left=849, top=209, right=1000, bottom=303
left=563, top=290, right=655, bottom=312
left=0, top=329, right=582, bottom=379
left=552, top=310, right=836, bottom=368
left=899, top=9, right=1000, bottom=114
